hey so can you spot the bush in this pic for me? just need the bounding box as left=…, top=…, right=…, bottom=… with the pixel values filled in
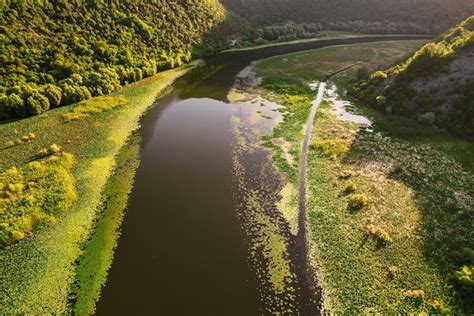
left=344, top=180, right=357, bottom=193
left=3, top=93, right=26, bottom=117
left=43, top=85, right=62, bottom=108
left=356, top=67, right=370, bottom=80
left=365, top=224, right=392, bottom=244
left=348, top=193, right=368, bottom=210
left=370, top=71, right=388, bottom=81
left=417, top=112, right=436, bottom=126
left=26, top=92, right=50, bottom=115
left=61, top=84, right=92, bottom=104
left=454, top=265, right=474, bottom=287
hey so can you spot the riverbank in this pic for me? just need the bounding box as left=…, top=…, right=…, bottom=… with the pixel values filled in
left=222, top=33, right=431, bottom=53
left=252, top=40, right=473, bottom=313
left=0, top=63, right=198, bottom=313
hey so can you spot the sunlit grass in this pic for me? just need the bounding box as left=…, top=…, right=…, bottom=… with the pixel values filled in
left=0, top=65, right=194, bottom=313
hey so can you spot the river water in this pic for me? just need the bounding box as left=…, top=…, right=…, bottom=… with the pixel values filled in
left=96, top=35, right=429, bottom=315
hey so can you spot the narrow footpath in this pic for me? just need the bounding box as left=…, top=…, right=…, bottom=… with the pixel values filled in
left=293, top=82, right=326, bottom=315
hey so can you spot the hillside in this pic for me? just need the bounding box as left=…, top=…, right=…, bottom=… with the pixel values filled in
left=0, top=0, right=226, bottom=119
left=221, top=0, right=474, bottom=34
left=350, top=16, right=474, bottom=138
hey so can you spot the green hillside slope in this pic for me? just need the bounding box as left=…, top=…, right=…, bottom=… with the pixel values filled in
left=0, top=0, right=226, bottom=119
left=350, top=16, right=474, bottom=138
left=221, top=0, right=474, bottom=34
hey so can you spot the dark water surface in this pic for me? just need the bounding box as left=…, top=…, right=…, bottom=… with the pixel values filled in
left=96, top=35, right=430, bottom=315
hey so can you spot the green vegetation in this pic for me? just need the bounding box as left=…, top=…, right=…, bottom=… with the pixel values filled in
left=71, top=133, right=141, bottom=315
left=0, top=64, right=194, bottom=313
left=257, top=40, right=473, bottom=313
left=0, top=152, right=75, bottom=246
left=0, top=0, right=226, bottom=119
left=221, top=0, right=472, bottom=34
left=351, top=16, right=474, bottom=137
left=63, top=95, right=127, bottom=121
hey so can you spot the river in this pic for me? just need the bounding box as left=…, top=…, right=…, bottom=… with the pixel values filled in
left=96, top=35, right=430, bottom=315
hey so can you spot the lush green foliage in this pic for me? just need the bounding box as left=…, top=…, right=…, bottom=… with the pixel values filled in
left=0, top=0, right=225, bottom=119
left=0, top=152, right=76, bottom=246
left=222, top=0, right=473, bottom=34
left=351, top=16, right=474, bottom=137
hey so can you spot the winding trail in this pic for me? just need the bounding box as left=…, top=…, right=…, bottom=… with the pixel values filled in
left=293, top=82, right=326, bottom=314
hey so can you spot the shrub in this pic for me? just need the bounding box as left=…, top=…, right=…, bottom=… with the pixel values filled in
left=370, top=71, right=388, bottom=81
left=417, top=112, right=436, bottom=126
left=61, top=84, right=92, bottom=105
left=5, top=140, right=15, bottom=147
left=26, top=92, right=50, bottom=115
left=344, top=180, right=357, bottom=193
left=356, top=67, right=370, bottom=80
left=454, top=265, right=474, bottom=287
left=38, top=144, right=62, bottom=157
left=404, top=290, right=425, bottom=298
left=348, top=193, right=368, bottom=210
left=4, top=93, right=26, bottom=117
left=365, top=224, right=392, bottom=243
left=43, top=84, right=62, bottom=107
left=431, top=300, right=452, bottom=313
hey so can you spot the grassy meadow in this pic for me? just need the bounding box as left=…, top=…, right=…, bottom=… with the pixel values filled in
left=0, top=63, right=195, bottom=313
left=256, top=40, right=474, bottom=313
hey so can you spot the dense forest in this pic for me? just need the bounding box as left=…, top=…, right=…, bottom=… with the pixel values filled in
left=2, top=0, right=474, bottom=121
left=0, top=0, right=226, bottom=119
left=222, top=0, right=474, bottom=34
left=349, top=16, right=474, bottom=138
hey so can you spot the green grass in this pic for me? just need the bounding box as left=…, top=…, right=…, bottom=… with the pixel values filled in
left=256, top=40, right=473, bottom=313
left=0, top=63, right=195, bottom=313
left=62, top=95, right=127, bottom=121
left=71, top=133, right=141, bottom=315
left=223, top=33, right=426, bottom=53
left=255, top=40, right=426, bottom=92
left=306, top=105, right=473, bottom=313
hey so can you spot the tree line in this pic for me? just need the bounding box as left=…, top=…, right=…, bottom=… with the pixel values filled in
left=0, top=0, right=226, bottom=119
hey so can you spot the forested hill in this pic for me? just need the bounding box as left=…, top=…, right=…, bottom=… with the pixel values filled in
left=221, top=0, right=474, bottom=34
left=349, top=16, right=474, bottom=138
left=0, top=0, right=226, bottom=119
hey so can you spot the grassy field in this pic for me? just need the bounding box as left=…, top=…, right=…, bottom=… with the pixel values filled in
left=0, top=63, right=196, bottom=313
left=256, top=40, right=474, bottom=313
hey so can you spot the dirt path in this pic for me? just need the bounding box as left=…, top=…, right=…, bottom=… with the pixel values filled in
left=292, top=82, right=326, bottom=315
